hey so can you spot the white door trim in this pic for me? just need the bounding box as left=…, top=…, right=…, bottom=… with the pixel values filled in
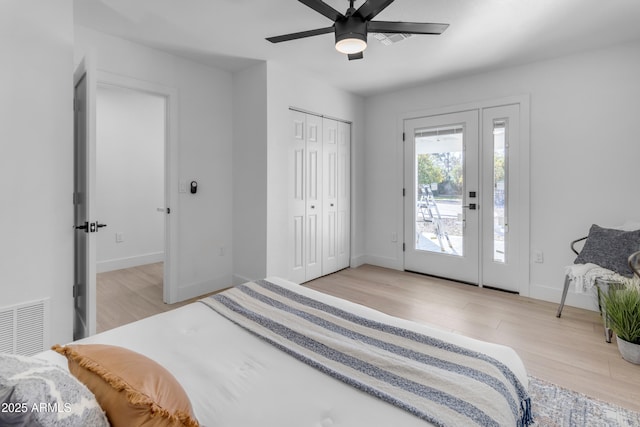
left=95, top=70, right=180, bottom=303
left=398, top=95, right=530, bottom=295
left=73, top=55, right=97, bottom=339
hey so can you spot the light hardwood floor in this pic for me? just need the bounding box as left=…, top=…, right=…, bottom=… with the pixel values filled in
left=96, top=263, right=216, bottom=333
left=98, top=263, right=640, bottom=413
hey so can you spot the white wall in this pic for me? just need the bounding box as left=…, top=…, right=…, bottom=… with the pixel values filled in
left=0, top=0, right=74, bottom=345
left=364, top=40, right=640, bottom=310
left=75, top=26, right=234, bottom=300
left=265, top=62, right=366, bottom=280
left=232, top=63, right=268, bottom=284
left=96, top=85, right=165, bottom=272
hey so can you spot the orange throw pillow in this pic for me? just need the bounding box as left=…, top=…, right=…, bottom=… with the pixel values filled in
left=53, top=344, right=199, bottom=427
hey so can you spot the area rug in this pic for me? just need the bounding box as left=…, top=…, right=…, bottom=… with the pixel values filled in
left=528, top=376, right=640, bottom=426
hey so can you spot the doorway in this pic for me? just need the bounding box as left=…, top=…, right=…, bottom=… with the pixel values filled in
left=403, top=102, right=526, bottom=292
left=73, top=62, right=179, bottom=339
left=95, top=85, right=166, bottom=275
left=95, top=85, right=166, bottom=331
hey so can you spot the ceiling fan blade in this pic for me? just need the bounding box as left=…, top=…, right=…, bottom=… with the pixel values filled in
left=266, top=26, right=335, bottom=43
left=348, top=52, right=364, bottom=60
left=298, top=0, right=345, bottom=22
left=356, top=0, right=395, bottom=21
left=368, top=21, right=449, bottom=35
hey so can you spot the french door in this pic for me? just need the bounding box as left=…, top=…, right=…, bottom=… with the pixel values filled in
left=404, top=104, right=521, bottom=291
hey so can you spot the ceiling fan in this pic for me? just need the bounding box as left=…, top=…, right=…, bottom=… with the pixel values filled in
left=266, top=0, right=449, bottom=60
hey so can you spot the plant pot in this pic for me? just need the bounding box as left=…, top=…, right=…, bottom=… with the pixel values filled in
left=616, top=335, right=640, bottom=364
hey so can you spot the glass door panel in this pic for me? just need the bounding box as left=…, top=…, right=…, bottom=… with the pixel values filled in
left=414, top=126, right=464, bottom=256
left=492, top=120, right=507, bottom=263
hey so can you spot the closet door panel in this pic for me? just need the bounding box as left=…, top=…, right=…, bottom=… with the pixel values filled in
left=289, top=111, right=307, bottom=283
left=293, top=215, right=304, bottom=270
left=305, top=114, right=323, bottom=281
left=322, top=118, right=338, bottom=275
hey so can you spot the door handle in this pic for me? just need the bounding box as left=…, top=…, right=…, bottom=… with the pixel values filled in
left=462, top=203, right=477, bottom=210
left=74, top=221, right=107, bottom=233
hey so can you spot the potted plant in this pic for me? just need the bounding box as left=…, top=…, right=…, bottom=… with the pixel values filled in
left=602, top=283, right=640, bottom=364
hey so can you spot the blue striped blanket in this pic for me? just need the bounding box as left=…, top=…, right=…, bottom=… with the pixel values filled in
left=200, top=280, right=532, bottom=427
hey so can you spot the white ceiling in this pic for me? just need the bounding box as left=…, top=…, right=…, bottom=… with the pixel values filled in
left=75, top=0, right=640, bottom=97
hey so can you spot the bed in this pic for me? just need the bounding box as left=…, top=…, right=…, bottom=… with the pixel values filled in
left=29, top=277, right=531, bottom=427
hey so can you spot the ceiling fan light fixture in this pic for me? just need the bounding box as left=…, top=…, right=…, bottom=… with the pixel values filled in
left=334, top=18, right=367, bottom=54
left=335, top=36, right=367, bottom=54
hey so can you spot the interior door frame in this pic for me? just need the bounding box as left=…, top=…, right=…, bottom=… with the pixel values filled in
left=73, top=55, right=97, bottom=339
left=399, top=95, right=531, bottom=295
left=95, top=70, right=179, bottom=304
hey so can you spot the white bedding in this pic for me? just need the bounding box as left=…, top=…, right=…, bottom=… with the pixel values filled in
left=38, top=277, right=528, bottom=427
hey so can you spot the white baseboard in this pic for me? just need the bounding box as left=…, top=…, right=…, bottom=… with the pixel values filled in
left=362, top=254, right=403, bottom=271
left=530, top=282, right=599, bottom=312
left=349, top=254, right=366, bottom=268
left=97, top=252, right=164, bottom=273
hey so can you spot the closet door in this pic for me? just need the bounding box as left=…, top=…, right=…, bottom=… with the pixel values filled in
left=289, top=110, right=307, bottom=283
left=337, top=121, right=351, bottom=269
left=305, top=114, right=323, bottom=281
left=322, top=118, right=338, bottom=275
left=289, top=110, right=348, bottom=283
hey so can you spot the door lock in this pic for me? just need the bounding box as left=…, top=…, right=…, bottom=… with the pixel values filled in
left=462, top=203, right=477, bottom=210
left=75, top=221, right=89, bottom=232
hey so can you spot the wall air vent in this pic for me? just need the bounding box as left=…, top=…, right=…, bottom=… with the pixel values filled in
left=371, top=33, right=414, bottom=46
left=0, top=299, right=49, bottom=356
